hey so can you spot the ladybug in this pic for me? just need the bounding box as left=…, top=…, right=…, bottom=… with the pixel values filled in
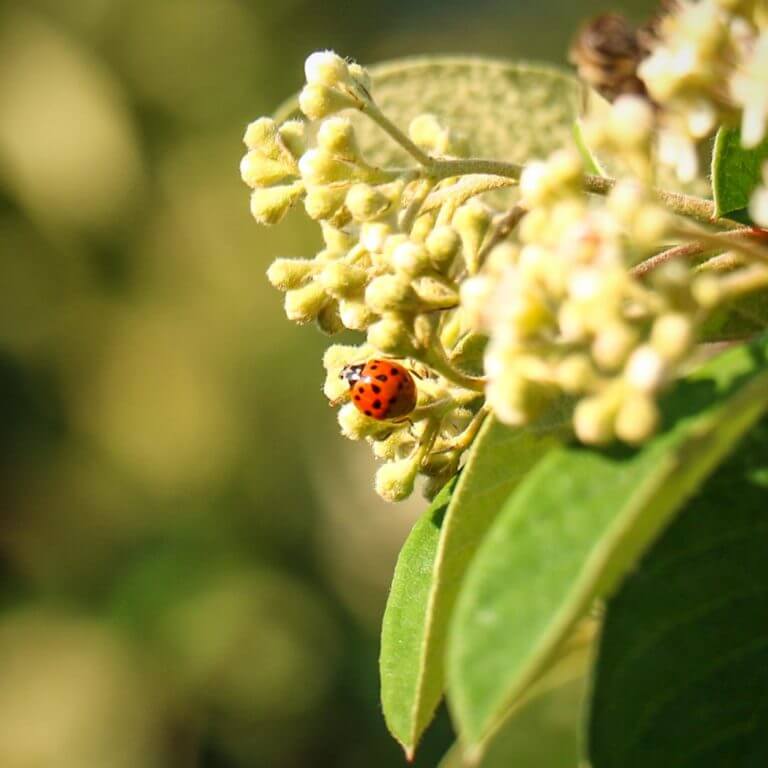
left=340, top=359, right=417, bottom=420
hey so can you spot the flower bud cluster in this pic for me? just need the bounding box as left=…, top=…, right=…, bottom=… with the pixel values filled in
left=462, top=150, right=712, bottom=445
left=323, top=345, right=484, bottom=501
left=637, top=0, right=768, bottom=181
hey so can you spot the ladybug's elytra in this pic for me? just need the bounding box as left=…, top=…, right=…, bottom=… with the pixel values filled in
left=340, top=359, right=417, bottom=420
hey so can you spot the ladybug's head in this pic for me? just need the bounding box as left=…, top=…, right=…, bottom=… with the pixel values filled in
left=340, top=362, right=365, bottom=385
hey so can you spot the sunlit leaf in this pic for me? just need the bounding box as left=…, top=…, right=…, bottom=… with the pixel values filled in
left=712, top=126, right=768, bottom=220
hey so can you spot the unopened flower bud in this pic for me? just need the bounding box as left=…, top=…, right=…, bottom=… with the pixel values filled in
left=345, top=183, right=390, bottom=222
left=321, top=222, right=355, bottom=252
left=360, top=222, right=392, bottom=253
left=652, top=313, right=694, bottom=361
left=692, top=274, right=723, bottom=308
left=460, top=276, right=492, bottom=327
left=375, top=457, right=419, bottom=502
left=339, top=298, right=376, bottom=330
left=615, top=392, right=660, bottom=444
left=277, top=120, right=306, bottom=158
left=625, top=345, right=666, bottom=392
left=574, top=395, right=615, bottom=444
left=367, top=314, right=416, bottom=355
left=249, top=183, right=303, bottom=225
left=372, top=430, right=415, bottom=461
left=409, top=114, right=446, bottom=153
left=409, top=212, right=436, bottom=243
left=557, top=354, right=595, bottom=393
left=317, top=117, right=361, bottom=159
left=266, top=258, right=315, bottom=291
left=426, top=225, right=460, bottom=271
left=348, top=62, right=371, bottom=92
left=339, top=403, right=392, bottom=441
left=240, top=150, right=296, bottom=188
left=284, top=282, right=328, bottom=324
left=304, top=50, right=351, bottom=88
left=304, top=185, right=346, bottom=220
left=319, top=260, right=367, bottom=298
left=243, top=117, right=282, bottom=156
left=316, top=301, right=344, bottom=334
left=298, top=84, right=357, bottom=120
left=323, top=343, right=372, bottom=399
left=609, top=95, right=654, bottom=148
left=299, top=149, right=355, bottom=185
left=592, top=322, right=636, bottom=370
left=392, top=241, right=432, bottom=276
left=453, top=202, right=490, bottom=272
left=365, top=274, right=417, bottom=314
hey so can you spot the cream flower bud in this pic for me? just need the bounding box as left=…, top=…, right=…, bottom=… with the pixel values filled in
left=321, top=222, right=355, bottom=252
left=298, top=84, right=357, bottom=120
left=243, top=117, right=281, bottom=156
left=426, top=225, right=460, bottom=271
left=409, top=212, right=436, bottom=243
left=277, top=120, right=306, bottom=159
left=348, top=62, right=372, bottom=92
left=375, top=458, right=419, bottom=502
left=692, top=274, right=723, bottom=308
left=557, top=354, right=595, bottom=394
left=345, top=184, right=390, bottom=222
left=574, top=395, right=615, bottom=445
left=592, top=322, right=637, bottom=370
left=304, top=50, right=350, bottom=88
left=360, top=222, right=392, bottom=253
left=460, top=276, right=492, bottom=327
left=249, top=183, right=303, bottom=225
left=453, top=202, right=490, bottom=272
left=519, top=161, right=550, bottom=208
left=339, top=298, right=376, bottom=330
left=240, top=150, right=295, bottom=188
left=365, top=274, right=417, bottom=314
left=299, top=149, right=355, bottom=185
left=316, top=301, right=344, bottom=335
left=338, top=403, right=393, bottom=441
left=615, top=392, right=660, bottom=444
left=609, top=95, right=654, bottom=148
left=284, top=282, right=328, bottom=323
left=391, top=241, right=432, bottom=276
left=651, top=313, right=694, bottom=361
left=625, top=345, right=666, bottom=393
left=319, top=260, right=367, bottom=298
left=366, top=314, right=416, bottom=356
left=303, top=185, right=346, bottom=220
left=749, top=180, right=768, bottom=227
left=409, top=114, right=446, bottom=153
left=373, top=430, right=416, bottom=461
left=266, top=258, right=315, bottom=291
left=317, top=117, right=361, bottom=159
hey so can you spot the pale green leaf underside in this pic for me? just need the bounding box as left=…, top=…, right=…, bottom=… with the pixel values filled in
left=448, top=335, right=768, bottom=749
left=589, top=417, right=768, bottom=768
left=712, top=125, right=768, bottom=218
left=380, top=411, right=569, bottom=755
left=275, top=56, right=584, bottom=168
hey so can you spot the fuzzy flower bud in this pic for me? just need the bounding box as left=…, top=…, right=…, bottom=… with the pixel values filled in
left=391, top=241, right=432, bottom=276
left=249, top=183, right=303, bottom=225
left=375, top=457, right=420, bottom=502
left=339, top=298, right=376, bottom=330
left=319, top=261, right=368, bottom=298
left=345, top=184, right=390, bottom=222
left=360, top=222, right=392, bottom=253
left=305, top=50, right=351, bottom=88
left=266, top=258, right=315, bottom=291
left=365, top=274, right=417, bottom=314
left=608, top=95, right=654, bottom=148
left=299, top=149, right=355, bottom=185
left=284, top=282, right=328, bottom=324
left=615, top=392, right=660, bottom=444
left=322, top=343, right=372, bottom=400
left=426, top=225, right=461, bottom=271
left=316, top=301, right=344, bottom=335
left=625, top=345, right=666, bottom=393
left=277, top=120, right=306, bottom=158
left=592, top=322, right=637, bottom=370
left=409, top=114, right=446, bottom=153
left=366, top=314, right=416, bottom=356
left=240, top=151, right=296, bottom=188
left=651, top=313, right=694, bottom=361
left=574, top=395, right=615, bottom=444
left=243, top=117, right=282, bottom=156
left=299, top=84, right=357, bottom=120
left=317, top=117, right=362, bottom=159
left=453, top=202, right=490, bottom=272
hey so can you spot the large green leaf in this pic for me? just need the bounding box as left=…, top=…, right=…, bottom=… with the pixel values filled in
left=276, top=56, right=584, bottom=168
left=447, top=335, right=768, bottom=754
left=380, top=411, right=568, bottom=756
left=588, top=416, right=768, bottom=768
left=712, top=126, right=768, bottom=220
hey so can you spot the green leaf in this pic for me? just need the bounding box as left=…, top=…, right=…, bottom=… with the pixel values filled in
left=712, top=126, right=768, bottom=219
left=588, top=416, right=768, bottom=768
left=447, top=335, right=768, bottom=753
left=276, top=56, right=584, bottom=168
left=380, top=411, right=568, bottom=756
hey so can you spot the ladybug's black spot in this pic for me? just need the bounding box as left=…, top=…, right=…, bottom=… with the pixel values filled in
left=390, top=367, right=399, bottom=375
left=357, top=386, right=365, bottom=394
left=364, top=410, right=372, bottom=416
left=398, top=380, right=405, bottom=391
left=370, top=364, right=378, bottom=370
left=354, top=395, right=361, bottom=401
left=372, top=384, right=381, bottom=394
left=375, top=374, right=388, bottom=382
left=389, top=396, right=398, bottom=405
left=373, top=399, right=382, bottom=409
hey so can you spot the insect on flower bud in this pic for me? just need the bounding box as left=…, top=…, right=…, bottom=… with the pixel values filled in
left=323, top=343, right=373, bottom=400
left=391, top=241, right=432, bottom=276
left=266, top=258, right=316, bottom=291
left=240, top=150, right=296, bottom=188
left=366, top=313, right=416, bottom=356
left=298, top=84, right=357, bottom=120
left=345, top=184, right=390, bottom=222
left=284, top=282, right=328, bottom=324
left=249, top=183, right=304, bottom=225
left=375, top=457, right=419, bottom=502
left=615, top=391, right=660, bottom=444
left=426, top=225, right=461, bottom=271
left=365, top=274, right=418, bottom=314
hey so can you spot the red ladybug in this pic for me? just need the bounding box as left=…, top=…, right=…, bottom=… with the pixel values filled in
left=340, top=359, right=417, bottom=420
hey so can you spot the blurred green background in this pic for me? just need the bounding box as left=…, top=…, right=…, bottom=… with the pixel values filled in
left=0, top=1, right=649, bottom=765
